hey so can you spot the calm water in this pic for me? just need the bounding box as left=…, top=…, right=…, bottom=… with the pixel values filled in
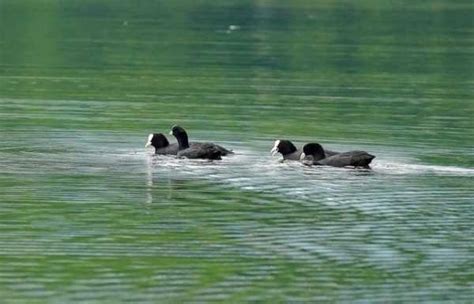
left=1, top=1, right=473, bottom=302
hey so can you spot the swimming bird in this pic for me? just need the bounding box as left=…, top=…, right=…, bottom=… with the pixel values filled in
left=271, top=139, right=339, bottom=161
left=301, top=143, right=375, bottom=168
left=169, top=125, right=233, bottom=160
left=145, top=133, right=179, bottom=155
left=146, top=129, right=233, bottom=156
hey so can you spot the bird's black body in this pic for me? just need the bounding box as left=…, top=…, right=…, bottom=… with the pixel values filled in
left=170, top=125, right=232, bottom=160
left=302, top=143, right=375, bottom=168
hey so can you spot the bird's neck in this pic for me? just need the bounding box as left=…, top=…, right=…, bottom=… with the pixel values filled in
left=314, top=150, right=326, bottom=161
left=176, top=133, right=189, bottom=150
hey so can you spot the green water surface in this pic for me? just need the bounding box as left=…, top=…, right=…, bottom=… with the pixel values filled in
left=1, top=0, right=473, bottom=302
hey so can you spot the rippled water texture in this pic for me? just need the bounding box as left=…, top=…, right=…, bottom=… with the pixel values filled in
left=1, top=1, right=473, bottom=302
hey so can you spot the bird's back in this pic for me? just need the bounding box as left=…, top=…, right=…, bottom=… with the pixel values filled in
left=190, top=142, right=233, bottom=156
left=177, top=143, right=222, bottom=160
left=318, top=151, right=374, bottom=168
left=155, top=143, right=179, bottom=155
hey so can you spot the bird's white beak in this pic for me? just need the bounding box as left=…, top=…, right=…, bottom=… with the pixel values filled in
left=300, top=152, right=306, bottom=160
left=271, top=140, right=280, bottom=156
left=270, top=146, right=278, bottom=156
left=145, top=134, right=153, bottom=148
left=169, top=130, right=173, bottom=135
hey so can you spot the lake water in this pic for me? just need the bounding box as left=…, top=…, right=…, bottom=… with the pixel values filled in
left=1, top=1, right=473, bottom=302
